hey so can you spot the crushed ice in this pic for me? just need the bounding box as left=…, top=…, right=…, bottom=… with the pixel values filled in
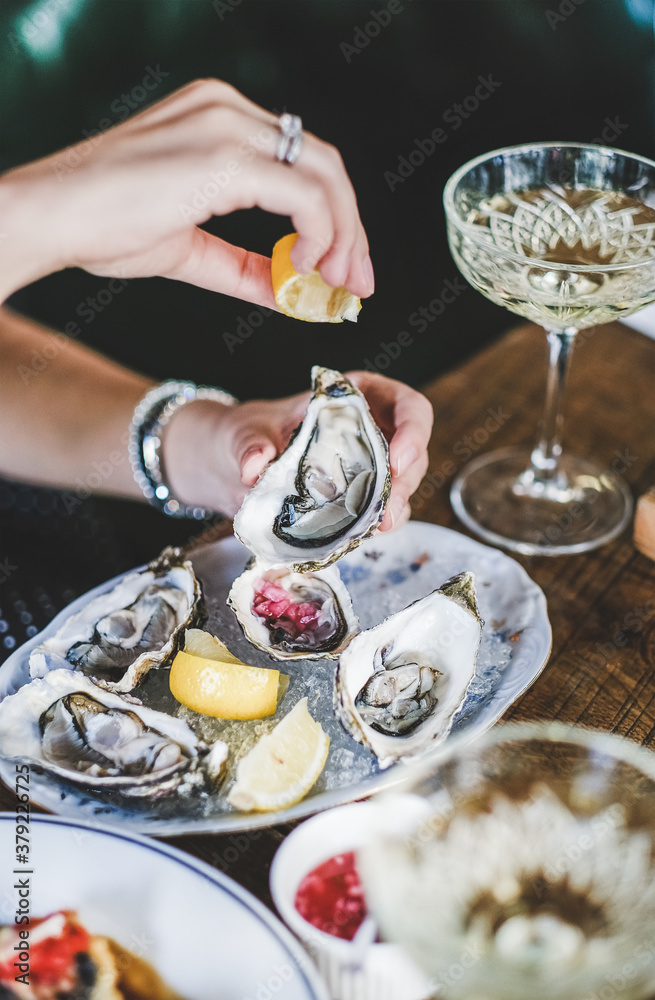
left=161, top=538, right=517, bottom=816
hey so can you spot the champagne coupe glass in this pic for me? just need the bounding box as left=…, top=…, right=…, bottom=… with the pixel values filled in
left=358, top=723, right=655, bottom=1000
left=443, top=143, right=655, bottom=555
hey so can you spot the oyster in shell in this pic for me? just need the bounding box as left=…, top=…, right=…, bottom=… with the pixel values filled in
left=0, top=668, right=227, bottom=797
left=29, top=547, right=202, bottom=693
left=234, top=367, right=391, bottom=572
left=228, top=560, right=359, bottom=661
left=335, top=573, right=483, bottom=767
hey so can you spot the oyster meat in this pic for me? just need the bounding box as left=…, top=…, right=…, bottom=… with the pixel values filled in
left=29, top=547, right=202, bottom=693
left=335, top=572, right=483, bottom=767
left=234, top=367, right=391, bottom=572
left=228, top=560, right=359, bottom=661
left=0, top=668, right=227, bottom=797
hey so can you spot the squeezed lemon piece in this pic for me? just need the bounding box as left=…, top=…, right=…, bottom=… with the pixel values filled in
left=271, top=233, right=361, bottom=323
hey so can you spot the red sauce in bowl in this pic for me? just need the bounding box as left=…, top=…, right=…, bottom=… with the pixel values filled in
left=294, top=851, right=367, bottom=941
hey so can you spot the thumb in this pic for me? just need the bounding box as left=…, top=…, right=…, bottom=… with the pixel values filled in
left=238, top=437, right=278, bottom=488
left=161, top=229, right=279, bottom=310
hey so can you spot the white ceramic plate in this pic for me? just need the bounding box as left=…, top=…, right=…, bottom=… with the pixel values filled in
left=0, top=522, right=551, bottom=835
left=0, top=812, right=327, bottom=1000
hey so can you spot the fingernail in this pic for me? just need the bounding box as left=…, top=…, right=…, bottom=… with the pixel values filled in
left=324, top=253, right=349, bottom=289
left=395, top=447, right=417, bottom=478
left=241, top=446, right=265, bottom=484
left=290, top=242, right=313, bottom=274
left=363, top=254, right=375, bottom=295
left=389, top=494, right=406, bottom=527
left=242, top=445, right=263, bottom=466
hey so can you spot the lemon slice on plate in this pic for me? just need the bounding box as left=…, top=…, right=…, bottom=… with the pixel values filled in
left=271, top=233, right=361, bottom=323
left=170, top=631, right=283, bottom=720
left=183, top=627, right=243, bottom=664
left=227, top=698, right=330, bottom=812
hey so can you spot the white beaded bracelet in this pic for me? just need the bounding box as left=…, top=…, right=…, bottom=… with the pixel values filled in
left=128, top=380, right=237, bottom=519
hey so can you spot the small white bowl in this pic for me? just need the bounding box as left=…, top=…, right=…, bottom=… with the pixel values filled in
left=270, top=802, right=432, bottom=1000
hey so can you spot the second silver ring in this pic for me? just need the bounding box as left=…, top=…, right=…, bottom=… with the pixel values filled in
left=276, top=113, right=303, bottom=166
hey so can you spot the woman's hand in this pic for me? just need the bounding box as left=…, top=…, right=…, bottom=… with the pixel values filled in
left=348, top=372, right=433, bottom=531
left=0, top=79, right=374, bottom=305
left=0, top=310, right=431, bottom=530
left=163, top=372, right=433, bottom=532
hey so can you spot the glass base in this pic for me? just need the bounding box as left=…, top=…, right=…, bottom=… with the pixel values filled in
left=450, top=447, right=633, bottom=556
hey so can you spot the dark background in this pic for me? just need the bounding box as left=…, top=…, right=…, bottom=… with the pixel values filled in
left=1, top=0, right=654, bottom=660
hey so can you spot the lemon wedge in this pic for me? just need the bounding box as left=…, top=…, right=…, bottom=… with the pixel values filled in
left=170, top=632, right=283, bottom=720
left=183, top=627, right=242, bottom=664
left=227, top=698, right=329, bottom=812
left=271, top=233, right=361, bottom=323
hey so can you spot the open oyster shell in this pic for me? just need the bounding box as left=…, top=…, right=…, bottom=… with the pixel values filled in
left=334, top=572, right=483, bottom=768
left=234, top=367, right=391, bottom=572
left=228, top=559, right=359, bottom=661
left=29, top=547, right=203, bottom=694
left=0, top=668, right=227, bottom=797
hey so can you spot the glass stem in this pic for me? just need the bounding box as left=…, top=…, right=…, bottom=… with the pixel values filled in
left=529, top=327, right=578, bottom=484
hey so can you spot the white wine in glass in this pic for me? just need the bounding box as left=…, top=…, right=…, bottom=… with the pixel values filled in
left=359, top=724, right=655, bottom=1000
left=444, top=143, right=655, bottom=555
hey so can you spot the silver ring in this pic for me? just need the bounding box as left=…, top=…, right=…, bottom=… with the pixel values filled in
left=276, top=113, right=303, bottom=166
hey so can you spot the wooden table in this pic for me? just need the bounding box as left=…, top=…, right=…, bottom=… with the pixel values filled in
left=2, top=320, right=654, bottom=917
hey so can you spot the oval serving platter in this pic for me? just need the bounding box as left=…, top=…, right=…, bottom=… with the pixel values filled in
left=0, top=521, right=551, bottom=835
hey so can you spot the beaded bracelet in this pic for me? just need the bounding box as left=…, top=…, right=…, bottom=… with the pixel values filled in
left=128, top=380, right=237, bottom=519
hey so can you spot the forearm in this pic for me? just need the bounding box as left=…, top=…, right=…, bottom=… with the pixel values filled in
left=0, top=307, right=154, bottom=497
left=0, top=167, right=65, bottom=303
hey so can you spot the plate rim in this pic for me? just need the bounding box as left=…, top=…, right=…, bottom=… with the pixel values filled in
left=0, top=522, right=552, bottom=835
left=0, top=810, right=329, bottom=1000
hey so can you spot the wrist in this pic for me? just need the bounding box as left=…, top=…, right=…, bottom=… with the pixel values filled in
left=162, top=399, right=234, bottom=514
left=0, top=168, right=65, bottom=301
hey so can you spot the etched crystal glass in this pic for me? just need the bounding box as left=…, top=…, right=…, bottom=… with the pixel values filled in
left=443, top=143, right=655, bottom=555
left=359, top=724, right=655, bottom=1000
